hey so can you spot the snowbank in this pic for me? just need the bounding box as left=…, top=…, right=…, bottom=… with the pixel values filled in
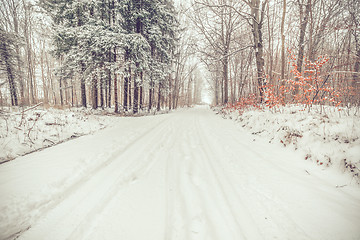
left=0, top=109, right=172, bottom=239
left=0, top=106, right=122, bottom=163
left=218, top=105, right=360, bottom=181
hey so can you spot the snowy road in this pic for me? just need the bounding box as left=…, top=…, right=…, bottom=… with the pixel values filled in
left=1, top=106, right=360, bottom=240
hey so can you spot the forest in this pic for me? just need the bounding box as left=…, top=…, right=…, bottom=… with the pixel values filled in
left=191, top=0, right=359, bottom=109
left=0, top=0, right=359, bottom=113
left=1, top=1, right=360, bottom=239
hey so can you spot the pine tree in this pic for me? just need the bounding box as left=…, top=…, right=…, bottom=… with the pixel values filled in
left=41, top=0, right=177, bottom=111
left=131, top=0, right=178, bottom=112
left=41, top=0, right=88, bottom=107
left=0, top=28, right=21, bottom=106
left=41, top=0, right=124, bottom=109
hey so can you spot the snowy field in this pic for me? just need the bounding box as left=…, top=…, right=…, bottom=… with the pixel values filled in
left=0, top=106, right=360, bottom=240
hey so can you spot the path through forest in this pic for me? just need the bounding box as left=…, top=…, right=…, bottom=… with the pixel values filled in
left=1, top=106, right=360, bottom=240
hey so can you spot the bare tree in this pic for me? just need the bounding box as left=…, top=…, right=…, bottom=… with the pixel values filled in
left=281, top=0, right=286, bottom=82
left=346, top=0, right=360, bottom=95
left=192, top=0, right=243, bottom=105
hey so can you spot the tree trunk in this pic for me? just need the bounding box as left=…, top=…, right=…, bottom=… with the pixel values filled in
left=46, top=50, right=56, bottom=105
left=128, top=67, right=132, bottom=110
left=215, top=75, right=219, bottom=105
left=114, top=71, right=118, bottom=112
left=157, top=84, right=161, bottom=111
left=223, top=52, right=229, bottom=104
left=59, top=74, right=63, bottom=105
left=169, top=75, right=172, bottom=110
left=1, top=41, right=18, bottom=106
left=140, top=72, right=143, bottom=110
left=266, top=2, right=274, bottom=84
left=107, top=51, right=112, bottom=108
left=133, top=76, right=139, bottom=114
left=92, top=73, right=98, bottom=109
left=79, top=6, right=87, bottom=107
left=187, top=77, right=192, bottom=106
left=148, top=83, right=153, bottom=112
left=133, top=2, right=142, bottom=114
left=22, top=0, right=35, bottom=104
left=124, top=74, right=128, bottom=112
left=281, top=0, right=286, bottom=82
left=80, top=62, right=87, bottom=107
left=295, top=0, right=311, bottom=95
left=353, top=49, right=360, bottom=98
left=40, top=45, right=48, bottom=104
left=229, top=60, right=234, bottom=103
left=100, top=76, right=104, bottom=109
left=12, top=6, right=24, bottom=105
left=114, top=48, right=118, bottom=113
left=250, top=0, right=268, bottom=103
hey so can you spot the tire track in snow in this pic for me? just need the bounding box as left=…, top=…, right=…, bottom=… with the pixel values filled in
left=2, top=119, right=167, bottom=240
left=196, top=110, right=312, bottom=239
left=177, top=117, right=219, bottom=240
left=18, top=114, right=175, bottom=240
left=68, top=119, right=175, bottom=240
left=164, top=117, right=199, bottom=240
left=164, top=114, right=223, bottom=240
left=12, top=107, right=360, bottom=240
left=165, top=111, right=259, bottom=239
left=193, top=115, right=262, bottom=239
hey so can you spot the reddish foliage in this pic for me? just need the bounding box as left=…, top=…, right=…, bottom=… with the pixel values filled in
left=225, top=49, right=347, bottom=113
left=223, top=94, right=261, bottom=115
left=286, top=50, right=342, bottom=108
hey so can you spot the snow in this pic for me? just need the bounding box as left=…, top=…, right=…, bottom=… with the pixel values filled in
left=220, top=105, right=360, bottom=181
left=1, top=106, right=360, bottom=240
left=0, top=106, right=121, bottom=163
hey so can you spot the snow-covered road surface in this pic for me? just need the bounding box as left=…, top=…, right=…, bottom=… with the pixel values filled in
left=1, top=106, right=360, bottom=240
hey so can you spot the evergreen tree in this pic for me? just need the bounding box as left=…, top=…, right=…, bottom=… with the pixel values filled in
left=41, top=0, right=123, bottom=108
left=41, top=0, right=89, bottom=107
left=118, top=0, right=177, bottom=113
left=0, top=28, right=21, bottom=106
left=41, top=0, right=177, bottom=111
left=143, top=0, right=177, bottom=111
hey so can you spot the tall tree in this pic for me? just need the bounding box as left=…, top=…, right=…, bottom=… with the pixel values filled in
left=41, top=0, right=88, bottom=107
left=294, top=0, right=311, bottom=95
left=346, top=0, right=360, bottom=95
left=280, top=0, right=286, bottom=82
left=0, top=28, right=19, bottom=106
left=192, top=0, right=242, bottom=105
left=248, top=0, right=268, bottom=102
left=118, top=0, right=177, bottom=113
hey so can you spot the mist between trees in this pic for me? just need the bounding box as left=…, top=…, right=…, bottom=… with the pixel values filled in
left=0, top=0, right=359, bottom=113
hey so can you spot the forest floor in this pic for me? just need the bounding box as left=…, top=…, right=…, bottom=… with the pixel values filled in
left=0, top=106, right=360, bottom=240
